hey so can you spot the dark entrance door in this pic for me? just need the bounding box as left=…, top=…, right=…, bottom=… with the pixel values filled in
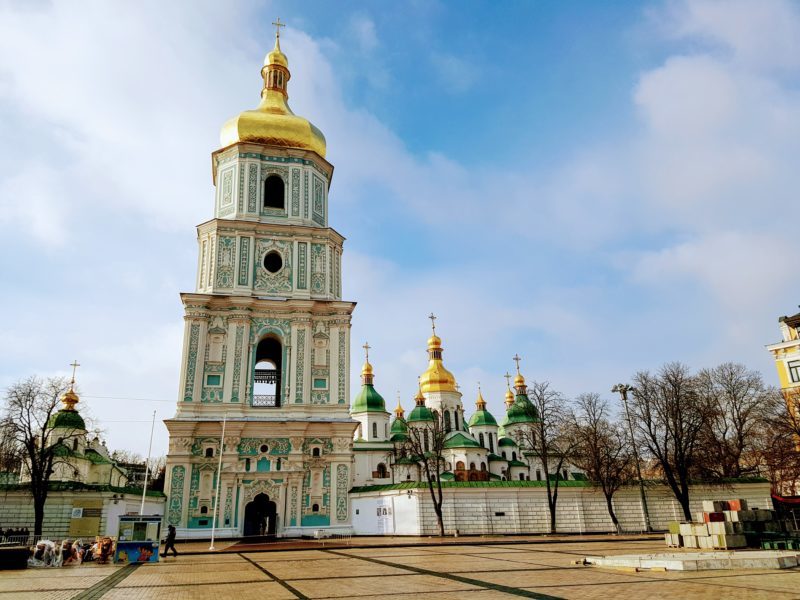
left=243, top=493, right=277, bottom=537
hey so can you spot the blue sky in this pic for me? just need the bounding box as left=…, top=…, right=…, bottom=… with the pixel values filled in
left=1, top=0, right=799, bottom=457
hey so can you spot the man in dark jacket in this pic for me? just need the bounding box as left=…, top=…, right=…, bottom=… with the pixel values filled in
left=160, top=524, right=178, bottom=557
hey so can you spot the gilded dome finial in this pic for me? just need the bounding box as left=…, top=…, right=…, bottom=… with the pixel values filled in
left=419, top=315, right=457, bottom=393
left=61, top=359, right=81, bottom=411
left=512, top=354, right=526, bottom=389
left=395, top=390, right=405, bottom=417
left=361, top=341, right=374, bottom=385
left=504, top=371, right=515, bottom=408
left=476, top=383, right=487, bottom=411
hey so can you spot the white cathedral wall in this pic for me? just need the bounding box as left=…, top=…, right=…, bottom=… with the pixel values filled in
left=350, top=482, right=772, bottom=536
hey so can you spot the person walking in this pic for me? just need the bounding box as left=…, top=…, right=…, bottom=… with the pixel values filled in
left=160, top=524, right=178, bottom=558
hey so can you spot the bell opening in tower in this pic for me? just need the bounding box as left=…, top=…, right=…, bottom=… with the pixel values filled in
left=253, top=336, right=282, bottom=407
left=263, top=175, right=285, bottom=210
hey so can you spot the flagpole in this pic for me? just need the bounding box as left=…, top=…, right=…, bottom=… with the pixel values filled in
left=209, top=413, right=227, bottom=551
left=139, top=410, right=156, bottom=515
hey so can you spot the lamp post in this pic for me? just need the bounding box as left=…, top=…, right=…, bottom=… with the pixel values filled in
left=612, top=383, right=652, bottom=533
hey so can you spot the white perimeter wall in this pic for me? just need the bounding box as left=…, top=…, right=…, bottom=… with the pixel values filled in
left=350, top=483, right=773, bottom=536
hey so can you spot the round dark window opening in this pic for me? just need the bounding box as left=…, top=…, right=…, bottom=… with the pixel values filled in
left=263, top=251, right=283, bottom=274
left=260, top=444, right=269, bottom=453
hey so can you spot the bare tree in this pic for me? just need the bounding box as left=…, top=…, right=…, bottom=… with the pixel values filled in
left=757, top=388, right=800, bottom=495
left=396, top=409, right=448, bottom=536
left=695, top=363, right=769, bottom=479
left=629, top=363, right=711, bottom=521
left=517, top=380, right=576, bottom=534
left=1, top=376, right=81, bottom=537
left=568, top=393, right=634, bottom=533
left=0, top=420, right=22, bottom=479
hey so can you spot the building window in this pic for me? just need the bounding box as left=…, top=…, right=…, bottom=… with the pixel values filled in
left=512, top=452, right=517, bottom=461
left=562, top=469, right=568, bottom=480
left=263, top=251, right=283, bottom=274
left=376, top=463, right=388, bottom=478
left=789, top=360, right=800, bottom=384
left=312, top=447, right=321, bottom=457
left=205, top=448, right=214, bottom=458
left=444, top=410, right=451, bottom=432
left=313, top=378, right=328, bottom=390
left=519, top=473, right=525, bottom=481
left=536, top=469, right=541, bottom=481
left=200, top=506, right=208, bottom=514
left=372, top=422, right=378, bottom=439
left=312, top=503, right=319, bottom=513
left=488, top=434, right=494, bottom=454
left=479, top=433, right=485, bottom=447
left=263, top=175, right=285, bottom=210
left=454, top=411, right=460, bottom=431
left=206, top=374, right=221, bottom=387
left=245, top=458, right=251, bottom=471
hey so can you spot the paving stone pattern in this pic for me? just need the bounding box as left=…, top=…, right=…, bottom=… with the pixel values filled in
left=2, top=537, right=800, bottom=599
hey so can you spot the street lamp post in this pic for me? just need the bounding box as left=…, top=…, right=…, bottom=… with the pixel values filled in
left=612, top=383, right=652, bottom=533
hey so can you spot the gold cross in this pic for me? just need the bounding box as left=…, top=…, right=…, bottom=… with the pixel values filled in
left=69, top=360, right=80, bottom=386
left=512, top=354, right=522, bottom=374
left=504, top=372, right=512, bottom=389
left=362, top=341, right=371, bottom=362
left=272, top=17, right=286, bottom=39
left=428, top=313, right=437, bottom=334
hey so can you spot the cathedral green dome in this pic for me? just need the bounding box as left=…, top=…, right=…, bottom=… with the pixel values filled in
left=351, top=383, right=387, bottom=414
left=503, top=393, right=539, bottom=425
left=407, top=403, right=434, bottom=423
left=390, top=416, right=408, bottom=435
left=498, top=437, right=517, bottom=447
left=469, top=409, right=497, bottom=427
left=48, top=409, right=86, bottom=431
left=443, top=432, right=481, bottom=449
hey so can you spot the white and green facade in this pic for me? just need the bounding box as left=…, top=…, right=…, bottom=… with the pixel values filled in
left=164, top=43, right=356, bottom=539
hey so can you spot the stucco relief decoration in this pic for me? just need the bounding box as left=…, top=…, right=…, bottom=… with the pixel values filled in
left=237, top=438, right=290, bottom=455
left=183, top=324, right=200, bottom=402
left=310, top=244, right=325, bottom=293
left=249, top=318, right=290, bottom=343
left=289, top=437, right=304, bottom=453
left=332, top=437, right=351, bottom=453
left=238, top=163, right=245, bottom=211
left=222, top=169, right=233, bottom=205
left=167, top=465, right=185, bottom=526
left=298, top=242, right=307, bottom=290
left=237, top=237, right=250, bottom=286
left=290, top=485, right=298, bottom=525
left=295, top=328, right=305, bottom=402
left=303, top=171, right=309, bottom=218
left=253, top=239, right=292, bottom=294
left=291, top=167, right=300, bottom=216
left=191, top=438, right=220, bottom=456
left=224, top=486, right=233, bottom=526
left=247, top=163, right=258, bottom=213
left=215, top=237, right=235, bottom=288
left=338, top=328, right=347, bottom=404
left=231, top=324, right=244, bottom=402
left=336, top=464, right=348, bottom=522
left=243, top=479, right=280, bottom=504
left=312, top=175, right=324, bottom=225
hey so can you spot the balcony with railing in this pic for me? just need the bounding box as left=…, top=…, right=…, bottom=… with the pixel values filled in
left=253, top=368, right=281, bottom=408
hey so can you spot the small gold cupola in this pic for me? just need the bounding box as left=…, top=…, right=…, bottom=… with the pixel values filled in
left=361, top=341, right=374, bottom=386
left=419, top=313, right=458, bottom=394
left=503, top=372, right=515, bottom=408
left=475, top=384, right=487, bottom=411
left=394, top=391, right=405, bottom=418
left=512, top=354, right=527, bottom=394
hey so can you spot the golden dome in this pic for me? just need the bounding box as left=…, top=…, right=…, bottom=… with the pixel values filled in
left=419, top=340, right=457, bottom=394
left=394, top=393, right=405, bottom=417
left=514, top=372, right=525, bottom=388
left=61, top=387, right=79, bottom=411
left=219, top=34, right=326, bottom=157
left=361, top=361, right=374, bottom=377
left=504, top=387, right=514, bottom=408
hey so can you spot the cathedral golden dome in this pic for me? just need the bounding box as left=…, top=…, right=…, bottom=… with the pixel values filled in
left=219, top=31, right=326, bottom=157
left=419, top=329, right=457, bottom=394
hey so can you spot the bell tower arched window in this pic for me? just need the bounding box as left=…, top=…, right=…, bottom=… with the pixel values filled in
left=253, top=336, right=282, bottom=407
left=263, top=175, right=285, bottom=210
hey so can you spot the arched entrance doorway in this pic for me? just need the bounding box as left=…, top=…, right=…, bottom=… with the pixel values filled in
left=243, top=493, right=277, bottom=537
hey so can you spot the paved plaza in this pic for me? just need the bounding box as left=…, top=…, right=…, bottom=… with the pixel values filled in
left=2, top=536, right=799, bottom=599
